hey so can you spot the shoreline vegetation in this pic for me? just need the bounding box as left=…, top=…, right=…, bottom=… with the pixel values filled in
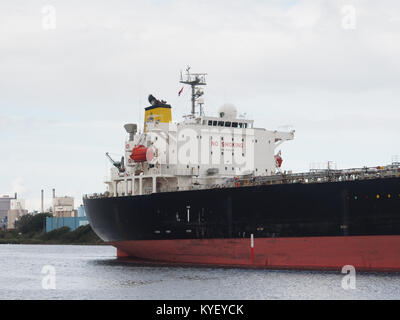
left=0, top=213, right=104, bottom=245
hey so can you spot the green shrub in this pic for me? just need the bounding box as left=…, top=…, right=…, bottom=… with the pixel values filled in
left=40, top=226, right=71, bottom=240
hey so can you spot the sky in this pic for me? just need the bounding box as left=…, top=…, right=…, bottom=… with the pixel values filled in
left=0, top=0, right=399, bottom=211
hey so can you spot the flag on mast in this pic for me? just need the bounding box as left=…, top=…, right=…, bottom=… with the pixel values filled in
left=178, top=87, right=184, bottom=96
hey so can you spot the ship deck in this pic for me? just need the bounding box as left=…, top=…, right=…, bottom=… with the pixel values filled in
left=84, top=164, right=400, bottom=199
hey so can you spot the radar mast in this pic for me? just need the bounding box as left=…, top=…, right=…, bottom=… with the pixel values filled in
left=180, top=66, right=207, bottom=117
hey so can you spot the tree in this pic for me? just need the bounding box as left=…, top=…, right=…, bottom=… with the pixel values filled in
left=15, top=213, right=52, bottom=234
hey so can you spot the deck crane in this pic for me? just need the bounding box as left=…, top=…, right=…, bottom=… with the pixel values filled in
left=105, top=152, right=125, bottom=173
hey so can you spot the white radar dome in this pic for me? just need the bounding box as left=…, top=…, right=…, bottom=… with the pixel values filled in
left=218, top=103, right=237, bottom=119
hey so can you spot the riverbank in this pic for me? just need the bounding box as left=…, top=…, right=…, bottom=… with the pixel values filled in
left=1, top=212, right=104, bottom=245
left=0, top=224, right=104, bottom=245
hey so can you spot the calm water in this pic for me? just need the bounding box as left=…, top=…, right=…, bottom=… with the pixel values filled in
left=0, top=244, right=399, bottom=300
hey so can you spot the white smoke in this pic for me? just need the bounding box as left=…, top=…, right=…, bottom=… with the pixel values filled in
left=11, top=177, right=26, bottom=197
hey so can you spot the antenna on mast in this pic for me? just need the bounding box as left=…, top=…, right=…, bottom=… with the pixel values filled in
left=180, top=66, right=207, bottom=117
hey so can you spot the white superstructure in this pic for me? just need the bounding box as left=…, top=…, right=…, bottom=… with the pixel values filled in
left=105, top=69, right=294, bottom=197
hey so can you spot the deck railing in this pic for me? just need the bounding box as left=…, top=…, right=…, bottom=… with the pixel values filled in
left=84, top=165, right=400, bottom=199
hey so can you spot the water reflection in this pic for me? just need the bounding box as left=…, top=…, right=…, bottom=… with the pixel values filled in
left=0, top=244, right=399, bottom=300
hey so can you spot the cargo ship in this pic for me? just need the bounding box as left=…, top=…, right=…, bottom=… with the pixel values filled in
left=83, top=68, right=400, bottom=271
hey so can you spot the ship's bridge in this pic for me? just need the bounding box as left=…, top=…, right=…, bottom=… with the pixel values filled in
left=181, top=103, right=254, bottom=129
left=198, top=116, right=254, bottom=129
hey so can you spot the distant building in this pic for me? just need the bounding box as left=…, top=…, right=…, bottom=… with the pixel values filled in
left=46, top=216, right=89, bottom=232
left=45, top=197, right=89, bottom=232
left=52, top=196, right=75, bottom=217
left=0, top=194, right=17, bottom=229
left=7, top=199, right=28, bottom=229
left=77, top=205, right=86, bottom=217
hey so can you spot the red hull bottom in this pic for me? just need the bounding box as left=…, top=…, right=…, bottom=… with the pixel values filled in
left=111, top=235, right=400, bottom=272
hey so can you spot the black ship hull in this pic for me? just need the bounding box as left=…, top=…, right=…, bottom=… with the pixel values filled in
left=84, top=177, right=400, bottom=271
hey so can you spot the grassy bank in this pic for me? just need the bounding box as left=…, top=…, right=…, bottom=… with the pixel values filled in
left=0, top=213, right=104, bottom=245
left=0, top=225, right=104, bottom=245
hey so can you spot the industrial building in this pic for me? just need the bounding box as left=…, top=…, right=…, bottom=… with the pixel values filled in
left=0, top=194, right=17, bottom=229
left=46, top=204, right=88, bottom=232
left=1, top=188, right=89, bottom=232
left=7, top=199, right=28, bottom=229
left=45, top=205, right=88, bottom=232
left=52, top=196, right=76, bottom=217
left=0, top=188, right=89, bottom=232
left=46, top=216, right=88, bottom=232
left=43, top=188, right=77, bottom=218
left=44, top=190, right=88, bottom=232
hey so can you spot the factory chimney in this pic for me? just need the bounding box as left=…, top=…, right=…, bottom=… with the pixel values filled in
left=52, top=188, right=56, bottom=199
left=41, top=190, right=44, bottom=213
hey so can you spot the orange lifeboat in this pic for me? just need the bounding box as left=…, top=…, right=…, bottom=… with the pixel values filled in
left=130, top=145, right=155, bottom=162
left=130, top=145, right=148, bottom=162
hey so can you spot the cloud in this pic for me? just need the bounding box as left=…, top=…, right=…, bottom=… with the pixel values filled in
left=0, top=0, right=399, bottom=210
